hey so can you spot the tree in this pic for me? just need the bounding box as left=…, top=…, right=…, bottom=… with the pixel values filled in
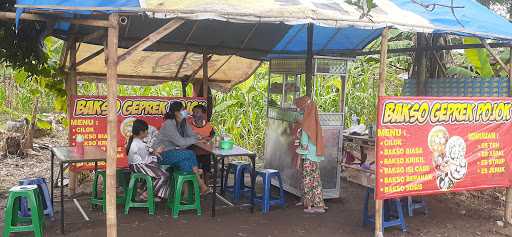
left=0, top=1, right=53, bottom=77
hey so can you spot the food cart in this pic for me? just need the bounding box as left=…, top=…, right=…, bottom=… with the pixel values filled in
left=264, top=56, right=350, bottom=198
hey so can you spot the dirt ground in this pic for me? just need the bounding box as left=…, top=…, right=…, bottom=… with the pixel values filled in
left=2, top=174, right=512, bottom=236
left=0, top=139, right=511, bottom=236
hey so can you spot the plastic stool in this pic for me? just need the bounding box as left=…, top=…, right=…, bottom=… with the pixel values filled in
left=167, top=171, right=201, bottom=218
left=403, top=196, right=427, bottom=217
left=253, top=169, right=285, bottom=213
left=18, top=177, right=53, bottom=217
left=3, top=185, right=44, bottom=237
left=362, top=188, right=406, bottom=232
left=90, top=169, right=130, bottom=212
left=124, top=173, right=155, bottom=215
left=224, top=161, right=253, bottom=203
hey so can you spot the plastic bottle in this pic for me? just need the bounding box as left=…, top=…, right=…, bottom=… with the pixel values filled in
left=75, top=135, right=84, bottom=155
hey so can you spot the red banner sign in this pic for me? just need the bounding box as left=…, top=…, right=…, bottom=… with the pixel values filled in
left=69, top=96, right=206, bottom=170
left=376, top=96, right=512, bottom=200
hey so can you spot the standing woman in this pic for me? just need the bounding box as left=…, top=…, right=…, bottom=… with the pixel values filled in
left=154, top=101, right=209, bottom=194
left=294, top=96, right=327, bottom=213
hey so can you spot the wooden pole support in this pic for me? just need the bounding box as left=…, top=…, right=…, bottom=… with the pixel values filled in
left=202, top=51, right=209, bottom=98
left=506, top=47, right=512, bottom=226
left=106, top=13, right=119, bottom=237
left=68, top=37, right=79, bottom=195
left=305, top=23, right=314, bottom=98
left=482, top=40, right=511, bottom=76
left=118, top=18, right=184, bottom=63
left=375, top=27, right=390, bottom=237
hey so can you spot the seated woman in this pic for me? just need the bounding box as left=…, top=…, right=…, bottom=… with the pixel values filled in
left=154, top=101, right=209, bottom=194
left=187, top=104, right=215, bottom=173
left=127, top=119, right=169, bottom=201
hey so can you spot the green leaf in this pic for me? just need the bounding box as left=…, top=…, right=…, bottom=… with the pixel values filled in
left=446, top=66, right=477, bottom=78
left=36, top=119, right=52, bottom=130
left=463, top=37, right=494, bottom=78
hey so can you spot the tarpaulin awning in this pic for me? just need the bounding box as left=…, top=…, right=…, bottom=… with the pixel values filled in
left=14, top=0, right=512, bottom=89
left=17, top=0, right=512, bottom=40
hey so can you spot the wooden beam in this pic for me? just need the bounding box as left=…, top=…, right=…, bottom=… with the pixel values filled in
left=482, top=40, right=510, bottom=75
left=375, top=27, right=390, bottom=237
left=202, top=51, right=209, bottom=97
left=186, top=55, right=213, bottom=85
left=76, top=47, right=104, bottom=67
left=0, top=11, right=111, bottom=27
left=105, top=13, right=119, bottom=237
left=118, top=19, right=185, bottom=63
left=76, top=71, right=230, bottom=84
left=305, top=23, right=314, bottom=98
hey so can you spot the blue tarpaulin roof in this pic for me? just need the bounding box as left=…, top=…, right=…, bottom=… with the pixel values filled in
left=15, top=0, right=512, bottom=55
left=13, top=0, right=512, bottom=89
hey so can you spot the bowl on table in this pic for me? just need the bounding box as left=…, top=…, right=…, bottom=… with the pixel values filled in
left=220, top=140, right=234, bottom=150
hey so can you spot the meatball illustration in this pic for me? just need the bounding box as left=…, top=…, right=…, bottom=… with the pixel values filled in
left=445, top=136, right=468, bottom=182
left=428, top=126, right=449, bottom=154
left=431, top=133, right=468, bottom=191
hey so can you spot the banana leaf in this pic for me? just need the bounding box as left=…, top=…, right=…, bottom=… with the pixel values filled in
left=463, top=37, right=494, bottom=78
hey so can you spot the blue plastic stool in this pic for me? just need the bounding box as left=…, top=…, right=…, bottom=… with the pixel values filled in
left=224, top=161, right=253, bottom=203
left=403, top=196, right=427, bottom=217
left=253, top=169, right=285, bottom=213
left=18, top=178, right=53, bottom=218
left=363, top=188, right=406, bottom=232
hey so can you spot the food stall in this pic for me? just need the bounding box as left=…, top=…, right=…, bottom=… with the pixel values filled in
left=5, top=1, right=512, bottom=236
left=264, top=56, right=350, bottom=198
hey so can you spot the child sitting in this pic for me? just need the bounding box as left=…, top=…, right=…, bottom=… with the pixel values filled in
left=126, top=119, right=169, bottom=201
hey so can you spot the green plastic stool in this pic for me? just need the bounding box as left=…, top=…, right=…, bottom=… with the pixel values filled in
left=167, top=171, right=201, bottom=218
left=3, top=185, right=44, bottom=237
left=90, top=169, right=130, bottom=212
left=124, top=173, right=155, bottom=215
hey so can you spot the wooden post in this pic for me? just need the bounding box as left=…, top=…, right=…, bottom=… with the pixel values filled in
left=339, top=74, right=346, bottom=113
left=415, top=33, right=427, bottom=96
left=67, top=37, right=79, bottom=195
left=506, top=47, right=512, bottom=226
left=305, top=23, right=314, bottom=98
left=202, top=51, right=209, bottom=98
left=181, top=80, right=187, bottom=97
left=106, top=13, right=119, bottom=237
left=375, top=27, right=390, bottom=237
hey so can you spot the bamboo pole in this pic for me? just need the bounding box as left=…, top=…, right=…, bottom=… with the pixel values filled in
left=67, top=37, right=79, bottom=195
left=482, top=40, right=511, bottom=76
left=106, top=13, right=119, bottom=237
left=375, top=27, right=390, bottom=237
left=507, top=47, right=512, bottom=226
left=202, top=51, right=209, bottom=98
